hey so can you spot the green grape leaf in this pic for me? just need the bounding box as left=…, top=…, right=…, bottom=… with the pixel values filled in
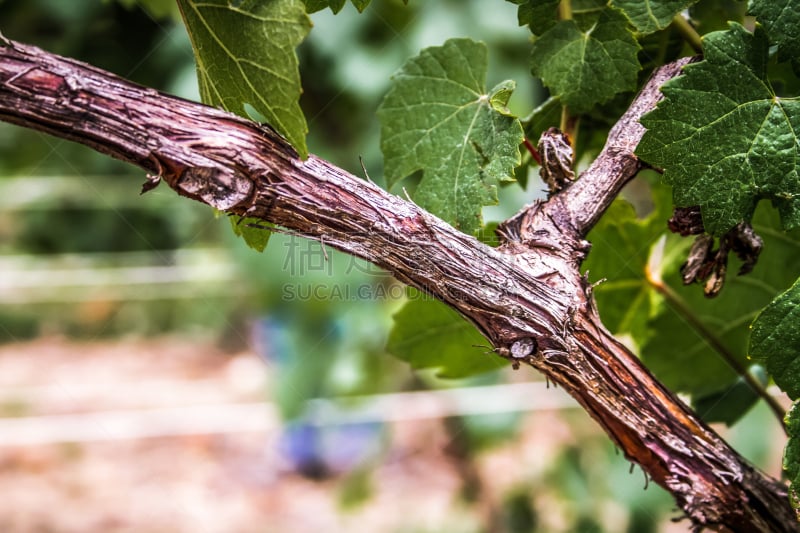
left=506, top=0, right=559, bottom=36
left=642, top=204, right=800, bottom=401
left=750, top=0, right=800, bottom=61
left=689, top=0, right=747, bottom=34
left=566, top=0, right=609, bottom=23
left=303, top=0, right=344, bottom=12
left=177, top=0, right=310, bottom=158
left=378, top=38, right=523, bottom=235
left=586, top=180, right=800, bottom=424
left=477, top=222, right=501, bottom=248
left=637, top=23, right=800, bottom=235
left=750, top=276, right=800, bottom=399
left=386, top=292, right=508, bottom=378
left=523, top=96, right=562, bottom=143
left=612, top=0, right=698, bottom=34
left=229, top=215, right=271, bottom=252
left=530, top=7, right=641, bottom=113
left=489, top=80, right=516, bottom=116
left=349, top=0, right=372, bottom=11
left=785, top=402, right=800, bottom=513
left=691, top=365, right=767, bottom=424
left=582, top=180, right=673, bottom=340
left=303, top=0, right=374, bottom=13
left=114, top=0, right=181, bottom=20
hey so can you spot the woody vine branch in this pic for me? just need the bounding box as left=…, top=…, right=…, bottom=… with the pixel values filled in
left=0, top=36, right=795, bottom=531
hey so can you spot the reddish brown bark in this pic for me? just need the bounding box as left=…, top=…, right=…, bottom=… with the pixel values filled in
left=0, top=36, right=795, bottom=531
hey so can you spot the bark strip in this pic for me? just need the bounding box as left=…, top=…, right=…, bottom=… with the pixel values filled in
left=0, top=38, right=794, bottom=531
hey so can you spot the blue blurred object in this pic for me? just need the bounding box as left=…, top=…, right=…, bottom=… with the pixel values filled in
left=255, top=315, right=385, bottom=479
left=279, top=422, right=328, bottom=479
left=279, top=420, right=384, bottom=479
left=251, top=316, right=293, bottom=367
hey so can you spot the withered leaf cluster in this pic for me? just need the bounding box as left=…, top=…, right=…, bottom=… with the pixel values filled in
left=669, top=207, right=763, bottom=297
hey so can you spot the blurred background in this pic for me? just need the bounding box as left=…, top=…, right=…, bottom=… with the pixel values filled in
left=0, top=1, right=784, bottom=531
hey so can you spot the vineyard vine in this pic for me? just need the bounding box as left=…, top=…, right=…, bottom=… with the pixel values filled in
left=2, top=0, right=800, bottom=530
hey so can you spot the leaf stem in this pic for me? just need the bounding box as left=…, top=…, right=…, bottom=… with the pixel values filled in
left=558, top=0, right=572, bottom=20
left=654, top=23, right=671, bottom=65
left=671, top=14, right=703, bottom=54
left=647, top=276, right=787, bottom=432
left=560, top=107, right=579, bottom=162
left=523, top=138, right=542, bottom=165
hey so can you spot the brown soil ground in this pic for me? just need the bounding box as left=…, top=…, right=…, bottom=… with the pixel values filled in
left=0, top=337, right=770, bottom=533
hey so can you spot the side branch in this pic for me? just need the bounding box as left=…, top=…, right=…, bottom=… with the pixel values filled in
left=512, top=57, right=696, bottom=239
left=0, top=38, right=794, bottom=531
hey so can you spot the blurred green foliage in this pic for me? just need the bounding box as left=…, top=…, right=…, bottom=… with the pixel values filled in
left=0, top=0, right=210, bottom=340
left=1, top=2, right=784, bottom=530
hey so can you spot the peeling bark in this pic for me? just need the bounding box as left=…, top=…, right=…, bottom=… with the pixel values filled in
left=0, top=38, right=795, bottom=531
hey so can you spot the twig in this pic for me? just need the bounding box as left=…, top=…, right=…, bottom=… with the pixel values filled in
left=672, top=14, right=704, bottom=54
left=648, top=275, right=787, bottom=430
